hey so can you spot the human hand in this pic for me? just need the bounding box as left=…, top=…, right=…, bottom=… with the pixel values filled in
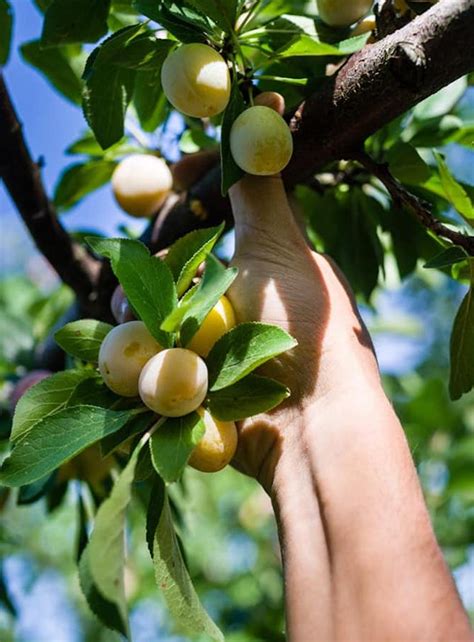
left=227, top=95, right=383, bottom=491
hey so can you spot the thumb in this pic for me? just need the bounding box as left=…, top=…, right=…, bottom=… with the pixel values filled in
left=229, top=174, right=300, bottom=243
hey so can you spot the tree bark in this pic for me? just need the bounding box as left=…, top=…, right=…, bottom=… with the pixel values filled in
left=0, top=73, right=101, bottom=313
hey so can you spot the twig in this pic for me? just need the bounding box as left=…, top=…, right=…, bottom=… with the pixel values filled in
left=0, top=72, right=102, bottom=314
left=353, top=150, right=474, bottom=256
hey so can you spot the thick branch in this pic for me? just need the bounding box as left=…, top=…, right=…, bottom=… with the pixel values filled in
left=0, top=72, right=101, bottom=312
left=286, top=0, right=474, bottom=182
left=354, top=151, right=474, bottom=255
left=149, top=0, right=474, bottom=249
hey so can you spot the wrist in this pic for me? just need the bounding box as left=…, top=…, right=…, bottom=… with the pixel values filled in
left=266, top=384, right=395, bottom=498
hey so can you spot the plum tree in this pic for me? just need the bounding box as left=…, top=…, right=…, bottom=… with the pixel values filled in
left=139, top=348, right=208, bottom=416
left=111, top=154, right=173, bottom=217
left=161, top=43, right=231, bottom=118
left=230, top=106, right=293, bottom=176
left=186, top=296, right=236, bottom=357
left=316, top=0, right=373, bottom=27
left=98, top=321, right=162, bottom=397
left=188, top=408, right=238, bottom=473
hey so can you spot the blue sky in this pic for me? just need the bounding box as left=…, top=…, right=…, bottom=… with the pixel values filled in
left=0, top=1, right=139, bottom=238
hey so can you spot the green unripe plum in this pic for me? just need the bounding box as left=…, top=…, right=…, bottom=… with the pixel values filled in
left=161, top=43, right=231, bottom=118
left=112, top=154, right=172, bottom=217
left=99, top=321, right=163, bottom=397
left=187, top=296, right=236, bottom=357
left=188, top=408, right=238, bottom=473
left=317, top=0, right=373, bottom=27
left=230, top=106, right=293, bottom=176
left=138, top=348, right=208, bottom=417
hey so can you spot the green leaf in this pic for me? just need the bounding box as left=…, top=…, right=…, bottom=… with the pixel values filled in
left=83, top=61, right=135, bottom=149
left=278, top=32, right=369, bottom=58
left=103, top=31, right=173, bottom=70
left=161, top=255, right=237, bottom=347
left=207, top=322, right=297, bottom=391
left=185, top=0, right=237, bottom=32
left=87, top=237, right=177, bottom=347
left=220, top=80, right=245, bottom=195
left=134, top=67, right=168, bottom=132
left=146, top=475, right=166, bottom=557
left=87, top=22, right=174, bottom=70
left=54, top=160, right=116, bottom=210
left=0, top=0, right=13, bottom=66
left=385, top=142, right=431, bottom=185
left=134, top=0, right=210, bottom=42
left=11, top=369, right=96, bottom=442
left=20, top=40, right=84, bottom=105
left=101, top=408, right=154, bottom=456
left=67, top=377, right=125, bottom=410
left=149, top=412, right=205, bottom=483
left=151, top=496, right=224, bottom=641
left=88, top=437, right=149, bottom=638
left=207, top=374, right=290, bottom=421
left=55, top=319, right=114, bottom=362
left=79, top=541, right=128, bottom=636
left=41, top=0, right=111, bottom=47
left=434, top=152, right=474, bottom=226
left=0, top=405, right=142, bottom=487
left=424, top=246, right=469, bottom=270
left=414, top=77, right=467, bottom=120
left=179, top=128, right=216, bottom=154
left=65, top=131, right=141, bottom=158
left=449, top=282, right=474, bottom=401
left=165, top=223, right=224, bottom=297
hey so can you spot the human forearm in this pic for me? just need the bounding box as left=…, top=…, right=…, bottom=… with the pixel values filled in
left=272, top=392, right=472, bottom=641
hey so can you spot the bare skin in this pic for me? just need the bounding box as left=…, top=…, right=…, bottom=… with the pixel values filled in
left=227, top=172, right=472, bottom=641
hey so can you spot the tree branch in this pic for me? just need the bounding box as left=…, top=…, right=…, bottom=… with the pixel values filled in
left=147, top=0, right=474, bottom=250
left=0, top=72, right=101, bottom=314
left=353, top=150, right=474, bottom=255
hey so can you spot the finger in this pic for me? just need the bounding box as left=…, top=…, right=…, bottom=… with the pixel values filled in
left=171, top=149, right=219, bottom=192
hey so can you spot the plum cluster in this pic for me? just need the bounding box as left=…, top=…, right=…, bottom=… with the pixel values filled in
left=98, top=295, right=238, bottom=473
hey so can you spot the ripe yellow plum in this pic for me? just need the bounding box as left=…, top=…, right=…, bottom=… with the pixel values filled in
left=112, top=154, right=172, bottom=217
left=161, top=43, right=231, bottom=118
left=99, top=321, right=162, bottom=397
left=188, top=408, right=237, bottom=473
left=317, top=0, right=373, bottom=27
left=230, top=106, right=293, bottom=176
left=138, top=348, right=208, bottom=417
left=186, top=296, right=236, bottom=357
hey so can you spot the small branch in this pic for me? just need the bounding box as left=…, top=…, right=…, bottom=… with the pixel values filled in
left=353, top=150, right=474, bottom=256
left=0, top=72, right=102, bottom=314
